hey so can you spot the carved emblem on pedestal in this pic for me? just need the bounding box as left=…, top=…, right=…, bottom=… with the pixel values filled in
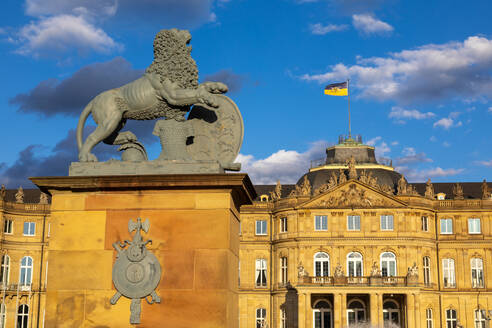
left=110, top=218, right=161, bottom=324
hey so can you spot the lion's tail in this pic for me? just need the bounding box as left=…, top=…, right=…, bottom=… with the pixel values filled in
left=76, top=102, right=93, bottom=151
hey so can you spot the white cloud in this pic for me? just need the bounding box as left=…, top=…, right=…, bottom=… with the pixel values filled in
left=488, top=107, right=492, bottom=112
left=429, top=136, right=437, bottom=142
left=389, top=106, right=435, bottom=122
left=301, top=36, right=492, bottom=103
left=352, top=14, right=393, bottom=35
left=366, top=136, right=390, bottom=158
left=433, top=116, right=462, bottom=130
left=442, top=141, right=451, bottom=147
left=397, top=166, right=464, bottom=182
left=16, top=15, right=121, bottom=57
left=391, top=141, right=399, bottom=146
left=309, top=23, right=348, bottom=35
left=238, top=141, right=328, bottom=184
left=395, top=147, right=432, bottom=165
left=25, top=0, right=118, bottom=17
left=475, top=160, right=492, bottom=167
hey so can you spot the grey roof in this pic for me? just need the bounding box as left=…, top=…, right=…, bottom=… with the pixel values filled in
left=3, top=189, right=51, bottom=204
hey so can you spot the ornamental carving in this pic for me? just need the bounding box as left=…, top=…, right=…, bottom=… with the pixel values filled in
left=270, top=180, right=282, bottom=201
left=482, top=179, right=490, bottom=199
left=453, top=183, right=464, bottom=200
left=290, top=176, right=312, bottom=197
left=308, top=183, right=400, bottom=208
left=111, top=218, right=161, bottom=325
left=425, top=178, right=435, bottom=199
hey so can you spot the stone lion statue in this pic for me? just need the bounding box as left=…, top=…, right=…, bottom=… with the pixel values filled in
left=76, top=29, right=227, bottom=162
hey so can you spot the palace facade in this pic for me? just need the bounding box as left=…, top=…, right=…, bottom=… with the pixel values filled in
left=239, top=136, right=492, bottom=328
left=0, top=136, right=491, bottom=327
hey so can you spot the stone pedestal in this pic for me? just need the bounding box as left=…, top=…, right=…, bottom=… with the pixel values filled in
left=31, top=174, right=255, bottom=328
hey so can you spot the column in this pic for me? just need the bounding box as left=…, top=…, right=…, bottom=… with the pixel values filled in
left=370, top=293, right=382, bottom=327
left=414, top=293, right=421, bottom=328
left=298, top=292, right=306, bottom=328
left=334, top=293, right=347, bottom=328
left=407, top=293, right=415, bottom=328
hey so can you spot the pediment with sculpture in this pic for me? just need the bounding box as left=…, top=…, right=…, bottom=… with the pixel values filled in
left=300, top=180, right=407, bottom=209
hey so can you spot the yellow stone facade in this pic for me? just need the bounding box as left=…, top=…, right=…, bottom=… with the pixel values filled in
left=0, top=198, right=50, bottom=328
left=239, top=179, right=492, bottom=328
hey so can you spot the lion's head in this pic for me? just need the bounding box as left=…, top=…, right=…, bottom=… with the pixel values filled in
left=146, top=29, right=199, bottom=89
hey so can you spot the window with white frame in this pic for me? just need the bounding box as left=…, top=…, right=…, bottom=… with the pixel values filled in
left=280, top=217, right=288, bottom=233
left=3, top=220, right=12, bottom=234
left=23, top=222, right=35, bottom=236
left=347, top=299, right=366, bottom=325
left=380, top=215, right=394, bottom=231
left=314, top=252, right=330, bottom=277
left=442, top=258, right=456, bottom=288
left=255, top=259, right=267, bottom=287
left=238, top=260, right=240, bottom=287
left=0, top=255, right=9, bottom=286
left=471, top=258, right=484, bottom=288
left=445, top=309, right=457, bottom=328
left=19, top=256, right=32, bottom=286
left=280, top=257, right=288, bottom=285
left=347, top=252, right=363, bottom=277
left=468, top=218, right=481, bottom=234
left=17, top=304, right=29, bottom=328
left=423, top=256, right=431, bottom=286
left=421, top=216, right=429, bottom=232
left=440, top=218, right=453, bottom=234
left=314, top=215, right=327, bottom=231
left=426, top=308, right=433, bottom=328
left=255, top=220, right=267, bottom=235
left=347, top=215, right=361, bottom=231
left=475, top=309, right=487, bottom=328
left=280, top=308, right=286, bottom=328
left=256, top=308, right=266, bottom=328
left=0, top=303, right=5, bottom=328
left=380, top=252, right=397, bottom=277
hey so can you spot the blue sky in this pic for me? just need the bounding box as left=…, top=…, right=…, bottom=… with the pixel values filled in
left=1, top=0, right=492, bottom=187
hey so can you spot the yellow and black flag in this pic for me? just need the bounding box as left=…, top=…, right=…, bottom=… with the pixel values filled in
left=324, top=81, right=348, bottom=96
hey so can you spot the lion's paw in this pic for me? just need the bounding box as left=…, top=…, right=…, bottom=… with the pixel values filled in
left=79, top=152, right=98, bottom=162
left=201, top=82, right=228, bottom=94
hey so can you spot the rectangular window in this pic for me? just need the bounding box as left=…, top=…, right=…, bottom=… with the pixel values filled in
left=280, top=217, right=288, bottom=233
left=255, top=220, right=267, bottom=235
left=3, top=220, right=12, bottom=234
left=280, top=309, right=286, bottom=328
left=423, top=256, right=431, bottom=286
left=256, top=308, right=266, bottom=328
left=475, top=309, right=487, bottom=328
left=380, top=215, right=394, bottom=231
left=471, top=258, right=484, bottom=288
left=280, top=257, right=288, bottom=285
left=443, top=258, right=456, bottom=288
left=421, top=216, right=429, bottom=232
left=468, top=218, right=481, bottom=234
left=255, top=259, right=267, bottom=287
left=426, top=308, right=433, bottom=328
left=314, top=215, right=327, bottom=231
left=446, top=309, right=457, bottom=328
left=347, top=215, right=361, bottom=231
left=23, top=222, right=35, bottom=236
left=440, top=218, right=453, bottom=234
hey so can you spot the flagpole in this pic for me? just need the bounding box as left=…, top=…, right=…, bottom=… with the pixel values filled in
left=347, top=78, right=351, bottom=138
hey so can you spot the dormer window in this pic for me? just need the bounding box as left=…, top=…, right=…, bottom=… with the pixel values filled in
left=259, top=195, right=269, bottom=202
left=437, top=193, right=446, bottom=200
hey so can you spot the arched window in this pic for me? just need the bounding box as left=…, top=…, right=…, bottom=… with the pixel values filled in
left=255, top=259, right=267, bottom=287
left=19, top=257, right=33, bottom=286
left=471, top=258, right=484, bottom=288
left=445, top=309, right=457, bottom=328
left=383, top=300, right=400, bottom=326
left=0, top=255, right=9, bottom=286
left=313, top=300, right=332, bottom=328
left=475, top=309, right=487, bottom=328
left=380, top=252, right=396, bottom=277
left=347, top=252, right=363, bottom=277
left=442, top=258, right=455, bottom=288
left=280, top=257, right=288, bottom=285
left=17, top=304, right=29, bottom=328
left=423, top=256, right=431, bottom=285
left=426, top=308, right=433, bottom=328
left=256, top=308, right=266, bottom=328
left=347, top=299, right=366, bottom=325
left=314, top=253, right=330, bottom=277
left=0, top=303, right=6, bottom=328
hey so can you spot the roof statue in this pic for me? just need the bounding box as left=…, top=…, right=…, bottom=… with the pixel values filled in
left=453, top=183, right=464, bottom=200
left=425, top=178, right=435, bottom=199
left=15, top=186, right=24, bottom=204
left=347, top=155, right=357, bottom=180
left=338, top=168, right=347, bottom=184
left=0, top=185, right=5, bottom=201
left=482, top=179, right=490, bottom=199
left=270, top=180, right=282, bottom=201
left=397, top=175, right=407, bottom=195
left=39, top=192, right=49, bottom=204
left=70, top=29, right=243, bottom=176
left=290, top=176, right=312, bottom=197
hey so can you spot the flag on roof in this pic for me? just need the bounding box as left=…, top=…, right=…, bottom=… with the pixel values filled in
left=324, top=81, right=348, bottom=96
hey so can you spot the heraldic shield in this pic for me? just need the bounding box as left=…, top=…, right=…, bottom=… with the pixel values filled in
left=110, top=218, right=161, bottom=324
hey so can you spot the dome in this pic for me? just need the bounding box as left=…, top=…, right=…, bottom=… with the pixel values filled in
left=296, top=135, right=404, bottom=191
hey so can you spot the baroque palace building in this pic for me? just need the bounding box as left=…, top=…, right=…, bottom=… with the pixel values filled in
left=0, top=135, right=491, bottom=328
left=239, top=135, right=492, bottom=328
